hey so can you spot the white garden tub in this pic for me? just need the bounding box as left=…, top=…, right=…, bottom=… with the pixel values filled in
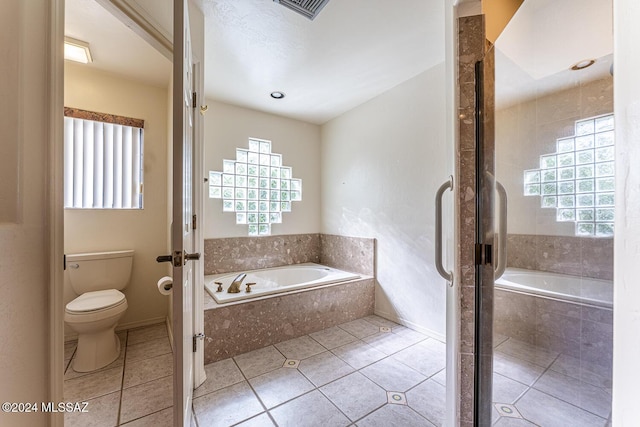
left=205, top=263, right=360, bottom=304
left=495, top=267, right=613, bottom=309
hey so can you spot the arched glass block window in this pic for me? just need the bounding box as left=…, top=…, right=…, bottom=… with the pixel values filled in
left=208, top=138, right=302, bottom=236
left=523, top=114, right=614, bottom=237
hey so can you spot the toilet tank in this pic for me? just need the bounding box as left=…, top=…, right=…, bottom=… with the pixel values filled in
left=67, top=250, right=134, bottom=294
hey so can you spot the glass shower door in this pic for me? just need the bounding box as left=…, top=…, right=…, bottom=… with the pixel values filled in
left=488, top=0, right=614, bottom=425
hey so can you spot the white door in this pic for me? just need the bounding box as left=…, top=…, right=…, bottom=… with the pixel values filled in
left=172, top=0, right=198, bottom=425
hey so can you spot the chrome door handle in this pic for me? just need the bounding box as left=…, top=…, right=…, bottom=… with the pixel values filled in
left=184, top=252, right=200, bottom=262
left=156, top=255, right=173, bottom=263
left=435, top=176, right=454, bottom=285
left=495, top=181, right=508, bottom=279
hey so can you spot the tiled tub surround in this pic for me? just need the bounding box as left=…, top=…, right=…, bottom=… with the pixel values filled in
left=507, top=234, right=613, bottom=280
left=204, top=276, right=375, bottom=363
left=494, top=288, right=613, bottom=387
left=202, top=233, right=377, bottom=363
left=203, top=233, right=375, bottom=276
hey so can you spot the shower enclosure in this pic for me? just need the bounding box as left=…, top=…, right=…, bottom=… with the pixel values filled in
left=477, top=0, right=614, bottom=424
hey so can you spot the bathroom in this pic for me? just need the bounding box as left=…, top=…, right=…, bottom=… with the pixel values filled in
left=56, top=1, right=617, bottom=426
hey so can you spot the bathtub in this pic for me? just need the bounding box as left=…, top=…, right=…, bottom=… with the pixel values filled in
left=494, top=267, right=613, bottom=375
left=495, top=267, right=613, bottom=309
left=204, top=263, right=360, bottom=304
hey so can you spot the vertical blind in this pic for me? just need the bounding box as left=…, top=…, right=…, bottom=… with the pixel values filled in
left=64, top=116, right=144, bottom=209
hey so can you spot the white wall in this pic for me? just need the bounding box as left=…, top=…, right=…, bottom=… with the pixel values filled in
left=64, top=63, right=170, bottom=336
left=204, top=100, right=321, bottom=238
left=613, top=0, right=640, bottom=423
left=321, top=65, right=449, bottom=337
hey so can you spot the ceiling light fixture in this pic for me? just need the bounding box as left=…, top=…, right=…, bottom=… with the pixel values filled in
left=64, top=37, right=93, bottom=64
left=270, top=91, right=286, bottom=99
left=571, top=59, right=595, bottom=71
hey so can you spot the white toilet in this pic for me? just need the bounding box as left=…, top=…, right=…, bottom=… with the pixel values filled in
left=64, top=250, right=134, bottom=372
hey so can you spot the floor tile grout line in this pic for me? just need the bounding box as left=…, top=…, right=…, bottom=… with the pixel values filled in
left=508, top=350, right=609, bottom=423
left=116, top=330, right=128, bottom=426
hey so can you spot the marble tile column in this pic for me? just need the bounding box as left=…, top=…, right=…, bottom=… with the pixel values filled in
left=456, top=14, right=490, bottom=426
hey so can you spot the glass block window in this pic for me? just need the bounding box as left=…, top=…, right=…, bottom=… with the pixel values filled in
left=208, top=138, right=302, bottom=236
left=523, top=114, right=614, bottom=237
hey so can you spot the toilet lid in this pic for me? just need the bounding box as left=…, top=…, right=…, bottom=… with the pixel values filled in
left=66, top=289, right=126, bottom=313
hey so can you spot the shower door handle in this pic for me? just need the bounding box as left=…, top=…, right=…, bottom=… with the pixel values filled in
left=495, top=181, right=508, bottom=279
left=435, top=176, right=453, bottom=285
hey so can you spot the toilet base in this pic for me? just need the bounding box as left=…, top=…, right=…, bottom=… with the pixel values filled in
left=72, top=327, right=121, bottom=372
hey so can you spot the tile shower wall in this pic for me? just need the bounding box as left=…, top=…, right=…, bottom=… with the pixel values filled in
left=494, top=289, right=613, bottom=381
left=507, top=234, right=613, bottom=280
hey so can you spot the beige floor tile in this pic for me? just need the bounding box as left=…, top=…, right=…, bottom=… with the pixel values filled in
left=298, top=351, right=354, bottom=387
left=193, top=381, right=264, bottom=426
left=125, top=336, right=172, bottom=363
left=64, top=391, right=120, bottom=427
left=249, top=367, right=314, bottom=409
left=235, top=413, right=275, bottom=426
left=269, top=390, right=350, bottom=427
left=234, top=345, right=285, bottom=379
left=127, top=323, right=168, bottom=346
left=120, top=375, right=173, bottom=424
left=309, top=326, right=358, bottom=350
left=357, top=404, right=435, bottom=427
left=320, top=372, right=387, bottom=421
left=406, top=379, right=446, bottom=427
left=337, top=319, right=379, bottom=339
left=64, top=365, right=123, bottom=402
left=331, top=340, right=386, bottom=370
left=120, top=407, right=173, bottom=426
left=194, top=358, right=244, bottom=398
left=123, top=352, right=173, bottom=389
left=361, top=357, right=427, bottom=392
left=274, top=335, right=325, bottom=360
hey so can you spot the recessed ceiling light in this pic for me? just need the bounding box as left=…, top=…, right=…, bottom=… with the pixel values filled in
left=64, top=37, right=93, bottom=64
left=270, top=91, right=286, bottom=99
left=571, top=59, right=595, bottom=71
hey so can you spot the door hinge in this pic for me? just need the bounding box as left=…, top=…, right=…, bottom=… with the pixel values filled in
left=192, top=214, right=197, bottom=230
left=193, top=332, right=205, bottom=352
left=474, top=243, right=493, bottom=266
left=192, top=91, right=197, bottom=108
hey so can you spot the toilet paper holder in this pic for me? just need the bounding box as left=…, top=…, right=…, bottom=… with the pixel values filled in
left=157, top=276, right=173, bottom=295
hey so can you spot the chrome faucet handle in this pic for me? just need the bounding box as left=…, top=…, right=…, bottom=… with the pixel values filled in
left=215, top=282, right=223, bottom=292
left=245, top=282, right=256, bottom=293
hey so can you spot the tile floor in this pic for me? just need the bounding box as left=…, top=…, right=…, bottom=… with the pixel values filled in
left=491, top=334, right=612, bottom=427
left=193, top=315, right=446, bottom=427
left=63, top=322, right=174, bottom=426
left=63, top=317, right=613, bottom=427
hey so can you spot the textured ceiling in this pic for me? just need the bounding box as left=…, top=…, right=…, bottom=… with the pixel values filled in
left=202, top=0, right=445, bottom=124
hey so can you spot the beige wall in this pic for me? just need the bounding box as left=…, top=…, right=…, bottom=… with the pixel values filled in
left=496, top=77, right=614, bottom=236
left=64, top=63, right=170, bottom=337
left=203, top=100, right=321, bottom=238
left=321, top=64, right=449, bottom=337
left=0, top=1, right=59, bottom=424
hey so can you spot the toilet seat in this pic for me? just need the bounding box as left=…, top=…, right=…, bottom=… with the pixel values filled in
left=66, top=289, right=126, bottom=314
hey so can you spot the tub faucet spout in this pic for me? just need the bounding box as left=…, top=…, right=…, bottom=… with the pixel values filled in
left=227, top=273, right=246, bottom=293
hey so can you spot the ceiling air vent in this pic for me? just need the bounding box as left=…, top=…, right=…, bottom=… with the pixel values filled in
left=273, top=0, right=331, bottom=20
